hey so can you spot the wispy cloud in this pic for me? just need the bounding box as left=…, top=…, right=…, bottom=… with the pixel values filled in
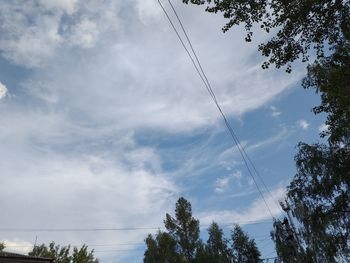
left=318, top=123, right=329, bottom=133
left=199, top=186, right=285, bottom=225
left=0, top=1, right=304, bottom=262
left=2, top=239, right=33, bottom=254
left=0, top=1, right=120, bottom=67
left=297, top=119, right=310, bottom=130
left=219, top=126, right=291, bottom=168
left=215, top=171, right=242, bottom=193
left=0, top=81, right=7, bottom=100
left=0, top=148, right=177, bottom=259
left=270, top=106, right=281, bottom=117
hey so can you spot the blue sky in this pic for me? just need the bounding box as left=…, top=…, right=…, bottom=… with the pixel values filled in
left=0, top=1, right=327, bottom=262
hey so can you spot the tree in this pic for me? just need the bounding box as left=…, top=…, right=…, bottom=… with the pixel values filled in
left=271, top=218, right=313, bottom=263
left=269, top=41, right=349, bottom=262
left=30, top=242, right=71, bottom=263
left=164, top=197, right=201, bottom=262
left=29, top=242, right=99, bottom=263
left=287, top=143, right=350, bottom=262
left=182, top=0, right=350, bottom=72
left=303, top=40, right=350, bottom=146
left=283, top=39, right=350, bottom=262
left=231, top=225, right=261, bottom=263
left=71, top=245, right=98, bottom=263
left=0, top=243, right=5, bottom=251
left=144, top=197, right=262, bottom=263
left=144, top=231, right=184, bottom=263
left=205, top=222, right=231, bottom=263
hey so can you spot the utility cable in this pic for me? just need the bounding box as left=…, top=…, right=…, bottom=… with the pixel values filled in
left=0, top=227, right=161, bottom=232
left=0, top=218, right=273, bottom=233
left=158, top=0, right=276, bottom=219
left=157, top=0, right=210, bottom=97
left=166, top=0, right=283, bottom=215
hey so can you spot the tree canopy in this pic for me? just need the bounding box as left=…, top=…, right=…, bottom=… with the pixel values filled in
left=182, top=0, right=350, bottom=71
left=264, top=21, right=350, bottom=263
left=164, top=197, right=201, bottom=262
left=29, top=242, right=99, bottom=263
left=231, top=225, right=261, bottom=263
left=143, top=197, right=262, bottom=263
left=281, top=39, right=350, bottom=263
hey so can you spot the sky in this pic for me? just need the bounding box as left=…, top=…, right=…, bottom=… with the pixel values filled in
left=0, top=1, right=327, bottom=262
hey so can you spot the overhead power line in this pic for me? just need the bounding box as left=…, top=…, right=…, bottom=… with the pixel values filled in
left=157, top=0, right=281, bottom=219
left=165, top=0, right=283, bottom=216
left=0, top=227, right=160, bottom=232
left=0, top=218, right=272, bottom=233
left=2, top=235, right=272, bottom=248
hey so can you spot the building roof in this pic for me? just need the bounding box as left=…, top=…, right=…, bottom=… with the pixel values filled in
left=0, top=251, right=53, bottom=262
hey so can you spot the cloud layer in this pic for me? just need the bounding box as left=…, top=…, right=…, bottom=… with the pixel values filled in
left=199, top=186, right=285, bottom=225
left=0, top=1, right=304, bottom=262
left=0, top=81, right=7, bottom=99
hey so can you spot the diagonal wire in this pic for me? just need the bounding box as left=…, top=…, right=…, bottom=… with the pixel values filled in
left=166, top=0, right=283, bottom=214
left=158, top=0, right=274, bottom=219
left=158, top=0, right=279, bottom=219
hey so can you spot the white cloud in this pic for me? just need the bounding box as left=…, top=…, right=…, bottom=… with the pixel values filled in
left=0, top=3, right=63, bottom=67
left=0, top=2, right=305, bottom=261
left=215, top=171, right=243, bottom=193
left=136, top=0, right=162, bottom=24
left=215, top=176, right=232, bottom=193
left=68, top=19, right=99, bottom=48
left=247, top=127, right=289, bottom=151
left=297, top=119, right=310, bottom=130
left=219, top=127, right=290, bottom=169
left=319, top=123, right=329, bottom=133
left=0, top=148, right=177, bottom=262
left=2, top=239, right=33, bottom=254
left=0, top=1, right=302, bottom=129
left=0, top=1, right=120, bottom=67
left=232, top=170, right=242, bottom=179
left=38, top=0, right=78, bottom=14
left=0, top=102, right=177, bottom=262
left=270, top=106, right=281, bottom=117
left=0, top=82, right=7, bottom=99
left=199, top=186, right=285, bottom=225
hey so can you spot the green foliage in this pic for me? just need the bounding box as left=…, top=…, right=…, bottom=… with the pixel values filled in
left=231, top=225, right=261, bottom=263
left=29, top=242, right=71, bottom=263
left=287, top=143, right=350, bottom=262
left=303, top=40, right=350, bottom=145
left=144, top=197, right=262, bottom=263
left=182, top=0, right=350, bottom=71
left=268, top=42, right=350, bottom=261
left=282, top=37, right=350, bottom=263
left=29, top=242, right=99, bottom=263
left=0, top=243, right=5, bottom=251
left=164, top=197, right=201, bottom=262
left=271, top=218, right=314, bottom=263
left=72, top=245, right=98, bottom=263
left=144, top=232, right=185, bottom=263
left=205, top=222, right=230, bottom=263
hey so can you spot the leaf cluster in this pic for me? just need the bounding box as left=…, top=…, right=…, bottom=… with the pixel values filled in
left=182, top=0, right=350, bottom=72
left=280, top=36, right=350, bottom=262
left=29, top=242, right=99, bottom=263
